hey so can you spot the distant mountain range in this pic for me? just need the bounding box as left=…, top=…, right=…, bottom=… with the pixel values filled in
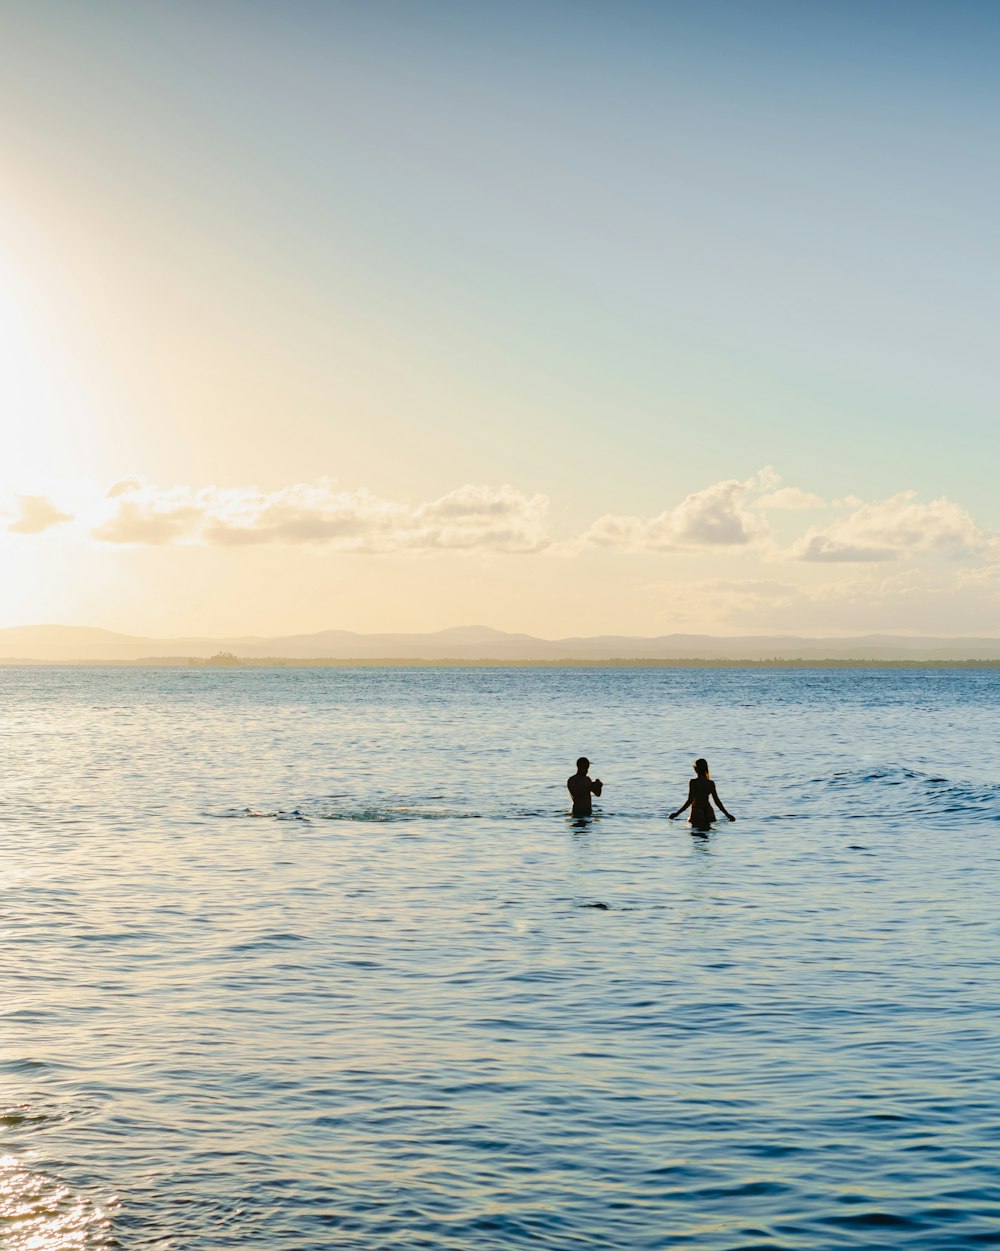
left=2, top=623, right=1000, bottom=662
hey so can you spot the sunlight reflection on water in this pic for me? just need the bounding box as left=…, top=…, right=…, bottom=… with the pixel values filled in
left=0, top=1152, right=117, bottom=1250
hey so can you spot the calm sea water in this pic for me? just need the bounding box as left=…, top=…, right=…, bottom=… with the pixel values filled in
left=2, top=665, right=999, bottom=1249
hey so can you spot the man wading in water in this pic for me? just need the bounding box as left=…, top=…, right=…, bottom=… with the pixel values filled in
left=567, top=757, right=603, bottom=817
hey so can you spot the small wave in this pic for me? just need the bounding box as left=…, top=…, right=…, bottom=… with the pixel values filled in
left=846, top=765, right=1000, bottom=815
left=820, top=766, right=1000, bottom=822
left=209, top=807, right=309, bottom=820
left=209, top=783, right=1000, bottom=829
left=0, top=1106, right=60, bottom=1129
left=208, top=803, right=702, bottom=826
left=208, top=803, right=496, bottom=823
left=228, top=931, right=308, bottom=952
left=573, top=899, right=641, bottom=911
left=317, top=806, right=484, bottom=823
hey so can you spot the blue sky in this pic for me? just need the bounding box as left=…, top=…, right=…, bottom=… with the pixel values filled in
left=0, top=1, right=997, bottom=635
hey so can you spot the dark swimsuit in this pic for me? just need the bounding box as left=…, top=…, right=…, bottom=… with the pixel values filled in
left=688, top=776, right=716, bottom=825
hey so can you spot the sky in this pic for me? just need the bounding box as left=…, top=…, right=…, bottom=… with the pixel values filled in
left=1, top=0, right=998, bottom=638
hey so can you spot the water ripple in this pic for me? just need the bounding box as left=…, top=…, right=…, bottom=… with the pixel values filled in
left=3, top=666, right=1000, bottom=1247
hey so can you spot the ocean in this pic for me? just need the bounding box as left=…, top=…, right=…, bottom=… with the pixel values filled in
left=2, top=665, right=999, bottom=1248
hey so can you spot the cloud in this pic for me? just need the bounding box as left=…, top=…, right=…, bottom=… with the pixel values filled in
left=92, top=479, right=551, bottom=553
left=780, top=566, right=1000, bottom=634
left=105, top=477, right=144, bottom=499
left=7, top=495, right=74, bottom=534
left=794, top=492, right=987, bottom=563
left=744, top=466, right=782, bottom=492
left=798, top=535, right=897, bottom=563
left=647, top=565, right=1000, bottom=635
left=584, top=477, right=769, bottom=552
left=954, top=562, right=1000, bottom=592
left=754, top=487, right=826, bottom=511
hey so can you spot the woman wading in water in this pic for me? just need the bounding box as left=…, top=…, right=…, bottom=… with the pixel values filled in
left=669, top=758, right=736, bottom=827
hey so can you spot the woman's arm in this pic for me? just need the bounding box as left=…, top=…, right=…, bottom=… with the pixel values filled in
left=669, top=780, right=693, bottom=819
left=710, top=780, right=736, bottom=821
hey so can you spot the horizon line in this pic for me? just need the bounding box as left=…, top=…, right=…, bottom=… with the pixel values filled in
left=4, top=622, right=1000, bottom=643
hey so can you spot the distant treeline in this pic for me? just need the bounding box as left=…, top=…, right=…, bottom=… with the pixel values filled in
left=174, top=656, right=1000, bottom=669
left=5, top=656, right=1000, bottom=669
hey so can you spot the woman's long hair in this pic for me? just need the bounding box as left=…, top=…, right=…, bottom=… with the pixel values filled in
left=694, top=757, right=710, bottom=778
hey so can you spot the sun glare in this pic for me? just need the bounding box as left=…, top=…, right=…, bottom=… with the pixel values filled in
left=0, top=253, right=67, bottom=474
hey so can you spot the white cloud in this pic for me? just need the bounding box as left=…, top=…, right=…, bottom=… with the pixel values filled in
left=106, top=477, right=144, bottom=499
left=7, top=495, right=74, bottom=534
left=794, top=492, right=987, bottom=563
left=954, top=562, right=1000, bottom=592
left=797, top=535, right=897, bottom=563
left=744, top=466, right=782, bottom=492
left=10, top=470, right=997, bottom=644
left=91, top=479, right=551, bottom=553
left=754, top=487, right=826, bottom=511
left=584, top=477, right=769, bottom=552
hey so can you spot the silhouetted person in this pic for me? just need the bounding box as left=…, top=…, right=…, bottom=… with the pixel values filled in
left=568, top=757, right=603, bottom=817
left=669, top=757, right=735, bottom=826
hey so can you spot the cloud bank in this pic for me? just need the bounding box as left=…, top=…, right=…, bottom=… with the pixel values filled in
left=93, top=479, right=551, bottom=553
left=794, top=492, right=987, bottom=563
left=5, top=470, right=998, bottom=634
left=584, top=478, right=769, bottom=552
left=7, top=474, right=995, bottom=585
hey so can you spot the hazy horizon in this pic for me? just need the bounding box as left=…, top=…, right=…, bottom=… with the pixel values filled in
left=7, top=618, right=1000, bottom=640
left=5, top=619, right=1000, bottom=664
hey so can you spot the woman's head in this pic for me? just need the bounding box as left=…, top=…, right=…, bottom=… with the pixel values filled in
left=693, top=757, right=710, bottom=777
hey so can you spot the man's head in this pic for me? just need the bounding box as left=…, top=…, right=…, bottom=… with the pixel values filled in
left=576, top=757, right=589, bottom=772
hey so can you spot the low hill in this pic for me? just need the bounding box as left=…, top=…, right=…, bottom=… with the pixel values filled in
left=3, top=624, right=1000, bottom=662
